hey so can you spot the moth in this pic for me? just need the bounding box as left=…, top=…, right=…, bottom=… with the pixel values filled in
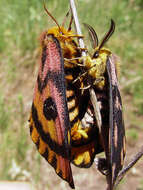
left=76, top=20, right=126, bottom=189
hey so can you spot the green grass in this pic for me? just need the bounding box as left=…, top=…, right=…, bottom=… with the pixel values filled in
left=126, top=128, right=138, bottom=141
left=0, top=93, right=28, bottom=180
left=139, top=179, right=143, bottom=190
left=0, top=94, right=10, bottom=132
left=0, top=0, right=143, bottom=189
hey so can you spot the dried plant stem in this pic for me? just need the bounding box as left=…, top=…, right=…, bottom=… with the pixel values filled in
left=115, top=145, right=143, bottom=188
left=69, top=0, right=86, bottom=57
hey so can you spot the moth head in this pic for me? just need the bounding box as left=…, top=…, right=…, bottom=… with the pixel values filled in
left=47, top=26, right=74, bottom=42
left=84, top=19, right=115, bottom=59
left=93, top=19, right=115, bottom=58
left=82, top=20, right=115, bottom=89
left=44, top=4, right=75, bottom=42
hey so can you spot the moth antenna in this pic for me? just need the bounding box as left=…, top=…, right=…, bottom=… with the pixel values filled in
left=43, top=2, right=62, bottom=33
left=62, top=8, right=70, bottom=27
left=83, top=23, right=99, bottom=49
left=98, top=19, right=115, bottom=50
left=68, top=14, right=73, bottom=31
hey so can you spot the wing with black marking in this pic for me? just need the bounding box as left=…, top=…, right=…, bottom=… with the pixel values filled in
left=106, top=56, right=126, bottom=188
left=29, top=34, right=74, bottom=188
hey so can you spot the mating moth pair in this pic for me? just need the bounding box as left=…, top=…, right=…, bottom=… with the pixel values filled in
left=29, top=6, right=125, bottom=190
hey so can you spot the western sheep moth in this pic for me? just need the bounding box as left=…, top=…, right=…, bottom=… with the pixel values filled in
left=75, top=20, right=126, bottom=189
left=29, top=6, right=103, bottom=189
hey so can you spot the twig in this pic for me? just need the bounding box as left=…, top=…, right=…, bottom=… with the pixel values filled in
left=115, top=145, right=143, bottom=188
left=89, top=88, right=102, bottom=132
left=69, top=0, right=86, bottom=57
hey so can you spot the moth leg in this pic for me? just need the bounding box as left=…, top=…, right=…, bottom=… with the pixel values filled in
left=77, top=47, right=87, bottom=51
left=64, top=57, right=84, bottom=66
left=62, top=34, right=84, bottom=39
left=70, top=35, right=84, bottom=38
left=93, top=77, right=104, bottom=84
left=74, top=75, right=104, bottom=89
left=64, top=57, right=85, bottom=73
left=95, top=157, right=109, bottom=176
left=80, top=85, right=91, bottom=90
left=72, top=70, right=88, bottom=83
left=93, top=77, right=105, bottom=89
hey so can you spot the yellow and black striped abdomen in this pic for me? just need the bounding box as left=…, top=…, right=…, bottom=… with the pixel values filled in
left=64, top=65, right=103, bottom=167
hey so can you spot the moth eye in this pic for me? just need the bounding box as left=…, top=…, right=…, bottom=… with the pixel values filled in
left=93, top=51, right=99, bottom=58
left=43, top=97, right=58, bottom=120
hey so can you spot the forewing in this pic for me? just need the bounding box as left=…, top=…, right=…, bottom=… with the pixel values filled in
left=106, top=56, right=126, bottom=188
left=29, top=34, right=74, bottom=188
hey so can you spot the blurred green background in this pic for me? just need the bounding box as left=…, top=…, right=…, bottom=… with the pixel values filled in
left=0, top=0, right=143, bottom=189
